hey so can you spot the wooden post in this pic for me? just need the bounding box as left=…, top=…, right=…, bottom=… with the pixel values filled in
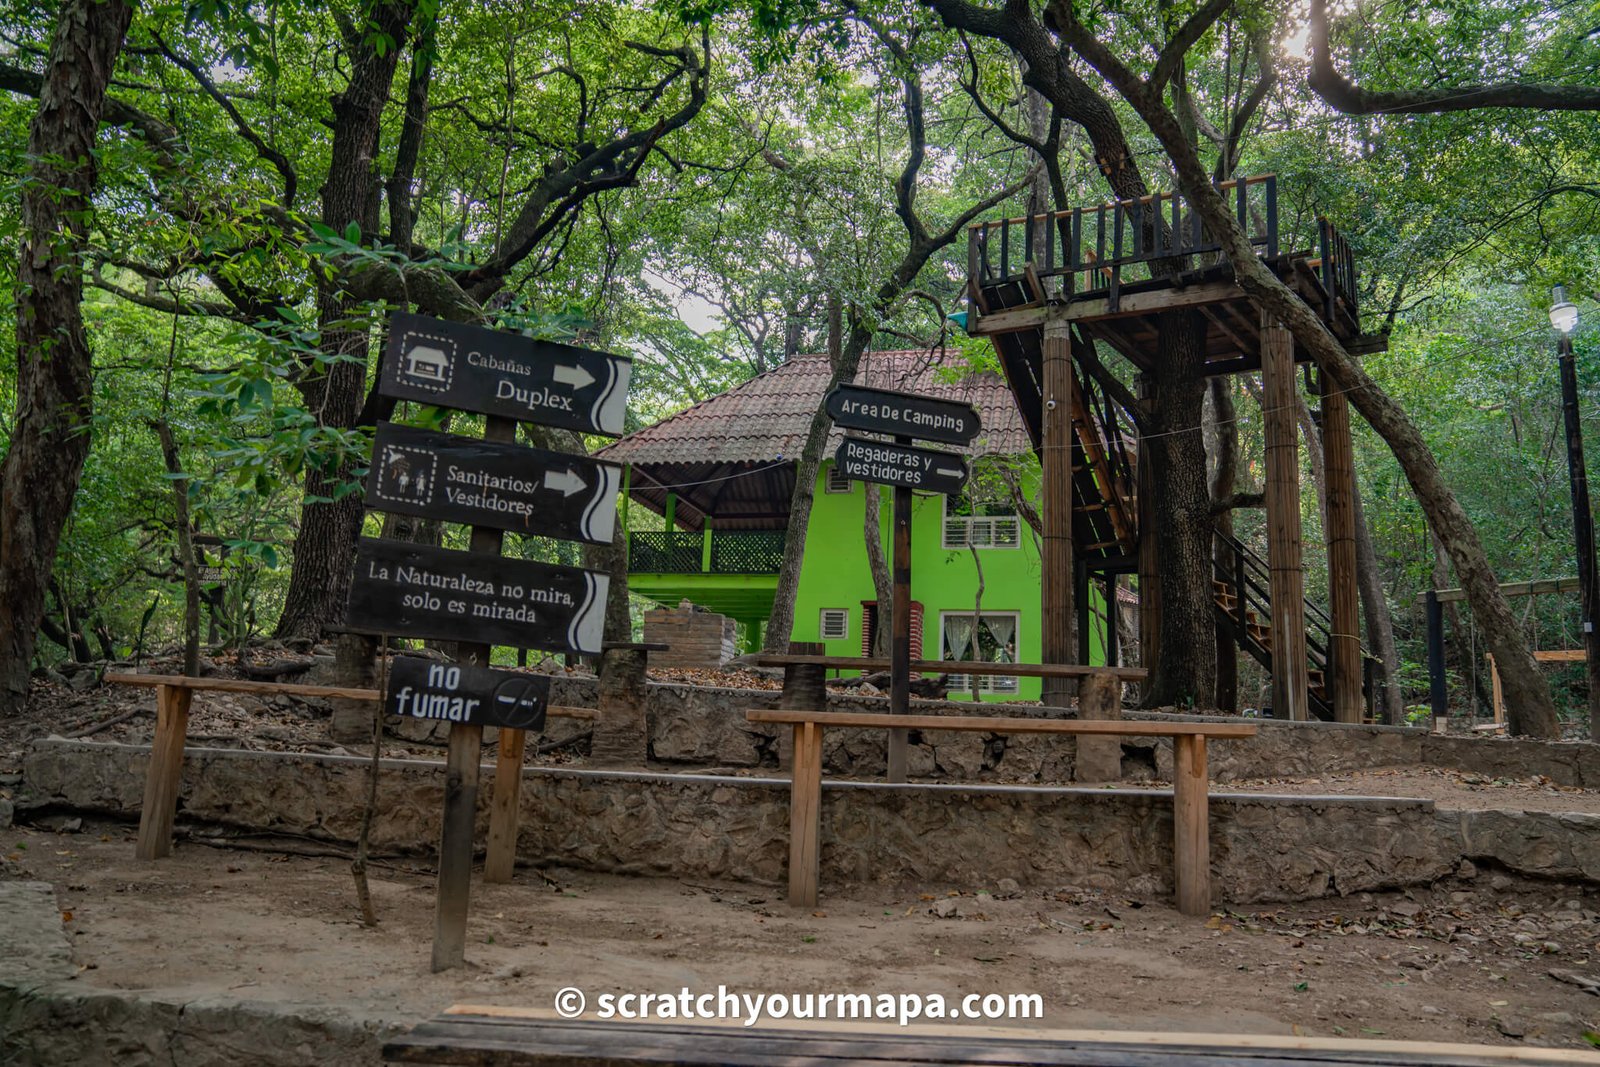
left=1041, top=315, right=1076, bottom=707
left=1487, top=653, right=1504, bottom=724
left=1073, top=672, right=1122, bottom=783
left=1172, top=734, right=1210, bottom=917
left=432, top=414, right=515, bottom=972
left=1425, top=589, right=1447, bottom=724
left=1321, top=375, right=1363, bottom=723
left=482, top=726, right=526, bottom=884
left=134, top=683, right=193, bottom=860
left=787, top=720, right=824, bottom=908
left=1135, top=374, right=1160, bottom=702
left=1260, top=316, right=1309, bottom=721
left=888, top=444, right=911, bottom=784
left=778, top=641, right=826, bottom=770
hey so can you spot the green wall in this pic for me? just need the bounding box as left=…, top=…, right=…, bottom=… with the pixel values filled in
left=788, top=462, right=1105, bottom=702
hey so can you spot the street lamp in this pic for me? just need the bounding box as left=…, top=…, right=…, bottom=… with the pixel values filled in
left=1551, top=286, right=1600, bottom=741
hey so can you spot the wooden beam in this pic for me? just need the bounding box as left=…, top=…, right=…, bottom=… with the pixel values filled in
left=787, top=720, right=823, bottom=908
left=134, top=683, right=192, bottom=860
left=1173, top=734, right=1210, bottom=916
left=1321, top=379, right=1363, bottom=723
left=1423, top=576, right=1580, bottom=604
left=1042, top=315, right=1076, bottom=704
left=1261, top=315, right=1310, bottom=721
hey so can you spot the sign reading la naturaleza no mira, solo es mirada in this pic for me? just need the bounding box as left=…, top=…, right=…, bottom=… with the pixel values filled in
left=343, top=311, right=630, bottom=658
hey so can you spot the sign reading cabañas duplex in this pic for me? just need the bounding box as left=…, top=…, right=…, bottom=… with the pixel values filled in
left=380, top=311, right=631, bottom=436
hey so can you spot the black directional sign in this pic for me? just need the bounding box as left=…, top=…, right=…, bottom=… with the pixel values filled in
left=825, top=384, right=981, bottom=446
left=367, top=422, right=622, bottom=545
left=834, top=436, right=969, bottom=495
left=345, top=538, right=610, bottom=654
left=386, top=655, right=550, bottom=732
left=380, top=311, right=632, bottom=436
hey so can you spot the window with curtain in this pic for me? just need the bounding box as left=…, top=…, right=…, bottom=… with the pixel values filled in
left=940, top=611, right=1020, bottom=694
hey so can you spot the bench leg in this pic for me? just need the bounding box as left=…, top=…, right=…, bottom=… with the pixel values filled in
left=136, top=683, right=192, bottom=861
left=1173, top=734, right=1210, bottom=917
left=483, top=727, right=526, bottom=883
left=788, top=722, right=823, bottom=908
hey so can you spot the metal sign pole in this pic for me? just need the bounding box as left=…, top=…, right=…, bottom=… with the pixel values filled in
left=888, top=435, right=912, bottom=784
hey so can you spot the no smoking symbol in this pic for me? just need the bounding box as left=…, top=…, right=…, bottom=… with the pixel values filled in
left=490, top=676, right=547, bottom=732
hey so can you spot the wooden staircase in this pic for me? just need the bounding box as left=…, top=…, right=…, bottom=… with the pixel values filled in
left=979, top=276, right=1362, bottom=718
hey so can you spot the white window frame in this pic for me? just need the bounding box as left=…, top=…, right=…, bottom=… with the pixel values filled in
left=819, top=608, right=850, bottom=641
left=941, top=497, right=1021, bottom=550
left=824, top=463, right=853, bottom=494
left=939, top=610, right=1021, bottom=694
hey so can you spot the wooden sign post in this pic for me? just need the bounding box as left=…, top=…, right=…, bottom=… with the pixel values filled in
left=347, top=312, right=629, bottom=971
left=824, top=385, right=979, bottom=783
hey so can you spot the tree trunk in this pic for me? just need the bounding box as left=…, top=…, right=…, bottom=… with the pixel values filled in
left=1353, top=475, right=1404, bottom=723
left=1060, top=39, right=1562, bottom=736
left=0, top=0, right=134, bottom=713
left=276, top=0, right=414, bottom=640
left=1142, top=309, right=1215, bottom=708
left=863, top=482, right=893, bottom=658
left=1206, top=377, right=1238, bottom=711
left=154, top=420, right=202, bottom=676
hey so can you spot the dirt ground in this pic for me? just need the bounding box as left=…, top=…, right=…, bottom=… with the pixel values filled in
left=5, top=818, right=1600, bottom=1051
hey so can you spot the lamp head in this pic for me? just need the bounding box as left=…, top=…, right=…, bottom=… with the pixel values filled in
left=1551, top=285, right=1579, bottom=337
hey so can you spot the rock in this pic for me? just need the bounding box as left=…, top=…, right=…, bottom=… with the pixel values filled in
left=994, top=877, right=1022, bottom=900
left=1491, top=874, right=1515, bottom=892
left=931, top=898, right=960, bottom=919
left=1390, top=901, right=1423, bottom=918
left=1493, top=1015, right=1527, bottom=1039
left=66, top=670, right=100, bottom=692
left=1537, top=1012, right=1577, bottom=1026
left=34, top=814, right=81, bottom=833
left=1456, top=859, right=1478, bottom=880
left=1450, top=891, right=1473, bottom=904
left=0, top=797, right=11, bottom=829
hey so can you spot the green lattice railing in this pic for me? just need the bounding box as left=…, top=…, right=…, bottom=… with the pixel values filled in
left=628, top=529, right=785, bottom=574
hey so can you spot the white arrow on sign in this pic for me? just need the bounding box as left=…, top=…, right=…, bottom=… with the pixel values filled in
left=935, top=467, right=965, bottom=478
left=552, top=364, right=595, bottom=390
left=544, top=468, right=588, bottom=497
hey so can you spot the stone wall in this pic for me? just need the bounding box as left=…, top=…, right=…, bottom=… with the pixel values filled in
left=642, top=603, right=737, bottom=668
left=21, top=740, right=1462, bottom=904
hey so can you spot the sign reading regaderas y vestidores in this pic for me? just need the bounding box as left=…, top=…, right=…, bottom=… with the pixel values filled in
left=834, top=436, right=969, bottom=495
left=345, top=538, right=609, bottom=655
left=380, top=311, right=631, bottom=436
left=367, top=422, right=622, bottom=545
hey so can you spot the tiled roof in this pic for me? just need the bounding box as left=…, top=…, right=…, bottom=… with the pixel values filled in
left=600, top=350, right=1030, bottom=466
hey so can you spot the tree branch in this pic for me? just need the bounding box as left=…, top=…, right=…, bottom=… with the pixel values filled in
left=1308, top=0, right=1600, bottom=113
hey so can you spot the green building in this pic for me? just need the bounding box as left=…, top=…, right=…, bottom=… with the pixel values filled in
left=602, top=350, right=1107, bottom=702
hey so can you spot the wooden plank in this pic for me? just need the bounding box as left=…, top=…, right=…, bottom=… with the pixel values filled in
left=482, top=727, right=526, bottom=884
left=1173, top=734, right=1209, bottom=916
left=389, top=1008, right=1600, bottom=1066
left=1321, top=381, right=1363, bottom=723
left=745, top=710, right=1257, bottom=738
left=1487, top=653, right=1505, bottom=726
left=106, top=673, right=379, bottom=701
left=788, top=720, right=823, bottom=908
left=1042, top=316, right=1076, bottom=707
left=1261, top=315, right=1309, bottom=721
left=1534, top=648, right=1587, bottom=663
left=134, top=683, right=192, bottom=861
left=1424, top=577, right=1580, bottom=604
left=752, top=655, right=1147, bottom=680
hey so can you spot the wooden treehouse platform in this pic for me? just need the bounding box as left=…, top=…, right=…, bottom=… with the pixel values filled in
left=964, top=174, right=1388, bottom=379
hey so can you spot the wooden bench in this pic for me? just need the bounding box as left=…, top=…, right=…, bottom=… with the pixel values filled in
left=103, top=672, right=596, bottom=862
left=745, top=708, right=1256, bottom=917
left=752, top=653, right=1148, bottom=683
left=383, top=1005, right=1599, bottom=1065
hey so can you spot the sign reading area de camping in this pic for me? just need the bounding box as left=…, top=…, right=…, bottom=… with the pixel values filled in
left=381, top=312, right=631, bottom=436
left=368, top=422, right=622, bottom=545
left=824, top=384, right=981, bottom=446
left=834, top=436, right=969, bottom=495
left=386, top=655, right=549, bottom=732
left=345, top=538, right=609, bottom=654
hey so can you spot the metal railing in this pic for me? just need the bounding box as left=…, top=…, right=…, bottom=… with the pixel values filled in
left=968, top=174, right=1360, bottom=323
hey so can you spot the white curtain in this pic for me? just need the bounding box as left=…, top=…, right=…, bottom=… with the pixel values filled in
left=943, top=614, right=975, bottom=661
left=982, top=615, right=1017, bottom=662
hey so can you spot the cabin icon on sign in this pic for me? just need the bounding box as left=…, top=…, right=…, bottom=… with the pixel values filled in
left=398, top=334, right=455, bottom=393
